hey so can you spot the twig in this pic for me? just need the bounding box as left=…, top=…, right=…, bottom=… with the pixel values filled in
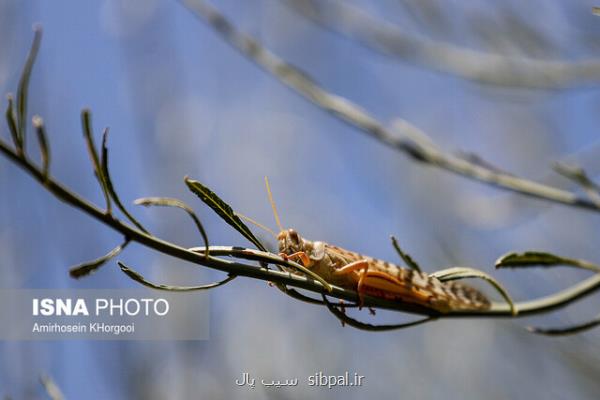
left=283, top=0, right=600, bottom=89
left=180, top=0, right=600, bottom=214
left=322, top=293, right=435, bottom=331
left=5, top=119, right=600, bottom=322
left=2, top=133, right=599, bottom=318
left=495, top=251, right=600, bottom=334
left=554, top=162, right=600, bottom=208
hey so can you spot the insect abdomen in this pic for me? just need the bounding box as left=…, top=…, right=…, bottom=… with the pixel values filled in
left=320, top=243, right=491, bottom=312
left=361, top=265, right=491, bottom=312
left=435, top=281, right=491, bottom=312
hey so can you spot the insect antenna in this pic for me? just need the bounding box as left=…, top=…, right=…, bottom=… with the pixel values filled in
left=235, top=212, right=277, bottom=239
left=264, top=176, right=284, bottom=232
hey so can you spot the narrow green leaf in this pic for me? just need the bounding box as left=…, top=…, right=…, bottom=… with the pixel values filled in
left=32, top=115, right=49, bottom=181
left=185, top=177, right=267, bottom=252
left=496, top=251, right=565, bottom=268
left=390, top=235, right=421, bottom=272
left=431, top=267, right=516, bottom=315
left=527, top=313, right=600, bottom=336
left=81, top=110, right=112, bottom=213
left=495, top=251, right=600, bottom=273
left=5, top=94, right=19, bottom=151
left=16, top=25, right=42, bottom=151
left=70, top=239, right=130, bottom=278
left=135, top=197, right=209, bottom=257
left=118, top=261, right=235, bottom=291
left=100, top=129, right=149, bottom=233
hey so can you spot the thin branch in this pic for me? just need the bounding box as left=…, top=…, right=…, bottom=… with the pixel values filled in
left=283, top=287, right=334, bottom=306
left=284, top=0, right=600, bottom=89
left=5, top=136, right=600, bottom=319
left=553, top=162, right=600, bottom=208
left=322, top=293, right=435, bottom=331
left=495, top=251, right=600, bottom=334
left=180, top=0, right=600, bottom=214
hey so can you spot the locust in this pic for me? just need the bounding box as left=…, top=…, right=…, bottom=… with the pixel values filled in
left=252, top=178, right=491, bottom=313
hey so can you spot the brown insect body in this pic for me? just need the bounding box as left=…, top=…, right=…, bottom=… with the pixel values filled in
left=278, top=228, right=490, bottom=313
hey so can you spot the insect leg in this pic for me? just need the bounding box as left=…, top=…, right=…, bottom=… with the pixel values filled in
left=333, top=260, right=370, bottom=307
left=333, top=260, right=370, bottom=275
left=279, top=251, right=313, bottom=268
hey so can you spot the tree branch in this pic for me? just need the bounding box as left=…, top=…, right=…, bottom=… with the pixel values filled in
left=284, top=0, right=600, bottom=89
left=4, top=133, right=600, bottom=320
left=180, top=0, right=600, bottom=214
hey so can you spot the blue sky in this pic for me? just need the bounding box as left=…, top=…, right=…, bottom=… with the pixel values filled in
left=1, top=1, right=600, bottom=399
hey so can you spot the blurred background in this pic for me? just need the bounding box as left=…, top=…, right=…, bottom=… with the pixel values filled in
left=1, top=0, right=600, bottom=398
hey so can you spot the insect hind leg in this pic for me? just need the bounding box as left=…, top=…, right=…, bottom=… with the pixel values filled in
left=280, top=251, right=312, bottom=268
left=333, top=260, right=370, bottom=308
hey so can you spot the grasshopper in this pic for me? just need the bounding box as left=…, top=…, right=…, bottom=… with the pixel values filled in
left=255, top=178, right=490, bottom=313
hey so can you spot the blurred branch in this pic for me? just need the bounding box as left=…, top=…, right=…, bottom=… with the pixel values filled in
left=40, top=374, right=64, bottom=400
left=554, top=162, right=600, bottom=207
left=284, top=0, right=600, bottom=89
left=180, top=0, right=600, bottom=214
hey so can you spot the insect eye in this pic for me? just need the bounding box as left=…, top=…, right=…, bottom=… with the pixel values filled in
left=289, top=229, right=299, bottom=244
